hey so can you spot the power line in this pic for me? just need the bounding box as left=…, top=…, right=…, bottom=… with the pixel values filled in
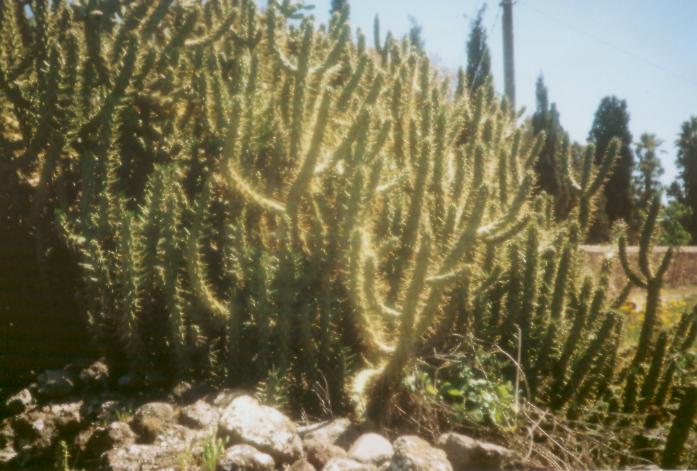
left=517, top=0, right=697, bottom=89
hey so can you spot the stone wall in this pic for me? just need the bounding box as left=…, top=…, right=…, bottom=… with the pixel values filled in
left=580, top=245, right=697, bottom=292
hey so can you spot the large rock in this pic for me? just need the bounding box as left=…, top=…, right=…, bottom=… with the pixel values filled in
left=323, top=457, right=377, bottom=470
left=216, top=444, right=275, bottom=471
left=388, top=436, right=452, bottom=471
left=218, top=395, right=303, bottom=463
left=436, top=432, right=514, bottom=470
left=83, top=421, right=136, bottom=459
left=304, top=436, right=347, bottom=468
left=45, top=402, right=82, bottom=435
left=4, top=389, right=34, bottom=416
left=0, top=421, right=14, bottom=448
left=211, top=389, right=246, bottom=409
left=0, top=445, right=17, bottom=467
left=0, top=422, right=16, bottom=466
left=300, top=418, right=359, bottom=449
left=105, top=424, right=207, bottom=471
left=131, top=402, right=176, bottom=443
left=0, top=402, right=83, bottom=467
left=290, top=458, right=317, bottom=471
left=179, top=400, right=218, bottom=430
left=36, top=369, right=74, bottom=398
left=348, top=433, right=393, bottom=465
left=105, top=443, right=182, bottom=470
left=79, top=360, right=110, bottom=389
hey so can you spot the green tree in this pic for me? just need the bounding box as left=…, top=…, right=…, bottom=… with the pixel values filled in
left=408, top=15, right=425, bottom=51
left=660, top=196, right=692, bottom=246
left=674, top=117, right=697, bottom=243
left=330, top=0, right=348, bottom=16
left=588, top=96, right=634, bottom=241
left=531, top=75, right=570, bottom=218
left=465, top=7, right=491, bottom=92
left=634, top=133, right=665, bottom=213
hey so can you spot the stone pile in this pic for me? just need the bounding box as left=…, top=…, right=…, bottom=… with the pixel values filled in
left=0, top=363, right=517, bottom=470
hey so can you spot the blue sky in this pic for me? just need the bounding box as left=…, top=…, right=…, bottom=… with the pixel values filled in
left=273, top=0, right=697, bottom=185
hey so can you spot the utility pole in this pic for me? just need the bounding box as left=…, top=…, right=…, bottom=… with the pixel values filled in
left=502, top=0, right=515, bottom=109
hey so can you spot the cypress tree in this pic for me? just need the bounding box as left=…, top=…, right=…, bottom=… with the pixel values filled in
left=531, top=75, right=570, bottom=218
left=633, top=133, right=664, bottom=214
left=465, top=7, right=492, bottom=92
left=330, top=0, right=349, bottom=16
left=674, top=117, right=697, bottom=243
left=407, top=15, right=425, bottom=52
left=588, top=96, right=634, bottom=242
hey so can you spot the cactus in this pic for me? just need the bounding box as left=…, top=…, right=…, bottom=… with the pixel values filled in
left=2, top=1, right=696, bottom=455
left=661, top=384, right=697, bottom=469
left=618, top=196, right=674, bottom=367
left=563, top=139, right=619, bottom=232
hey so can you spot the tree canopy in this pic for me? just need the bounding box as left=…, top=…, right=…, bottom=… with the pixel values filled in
left=588, top=96, right=634, bottom=241
left=465, top=8, right=492, bottom=92
left=633, top=133, right=664, bottom=214
left=674, top=117, right=697, bottom=243
left=531, top=75, right=570, bottom=218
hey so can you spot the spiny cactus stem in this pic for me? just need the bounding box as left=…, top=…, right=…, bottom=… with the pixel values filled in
left=632, top=278, right=661, bottom=367
left=661, top=384, right=697, bottom=469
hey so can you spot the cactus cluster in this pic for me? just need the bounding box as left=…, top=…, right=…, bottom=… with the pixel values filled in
left=1, top=0, right=696, bottom=466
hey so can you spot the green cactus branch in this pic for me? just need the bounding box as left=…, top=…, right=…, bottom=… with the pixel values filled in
left=3, top=1, right=694, bottom=446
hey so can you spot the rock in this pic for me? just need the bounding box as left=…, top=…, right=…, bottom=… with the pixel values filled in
left=131, top=402, right=176, bottom=443
left=0, top=445, right=17, bottom=466
left=84, top=421, right=136, bottom=458
left=290, top=458, right=318, bottom=471
left=216, top=444, right=275, bottom=471
left=436, top=432, right=514, bottom=471
left=218, top=395, right=303, bottom=463
left=171, top=382, right=213, bottom=404
left=304, top=436, right=347, bottom=468
left=82, top=399, right=117, bottom=421
left=211, top=389, right=245, bottom=409
left=179, top=400, right=218, bottom=430
left=0, top=421, right=14, bottom=448
left=79, top=360, right=110, bottom=389
left=36, top=369, right=74, bottom=398
left=323, top=457, right=377, bottom=470
left=105, top=424, right=206, bottom=471
left=4, top=389, right=33, bottom=416
left=300, top=418, right=359, bottom=449
left=105, top=443, right=182, bottom=470
left=43, top=402, right=82, bottom=435
left=2, top=401, right=80, bottom=467
left=389, top=436, right=452, bottom=471
left=12, top=401, right=82, bottom=446
left=348, top=433, right=394, bottom=465
left=169, top=380, right=216, bottom=405
left=11, top=409, right=60, bottom=464
left=170, top=381, right=193, bottom=401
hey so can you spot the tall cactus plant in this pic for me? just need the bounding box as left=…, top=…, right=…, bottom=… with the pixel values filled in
left=619, top=196, right=674, bottom=367
left=2, top=2, right=696, bottom=459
